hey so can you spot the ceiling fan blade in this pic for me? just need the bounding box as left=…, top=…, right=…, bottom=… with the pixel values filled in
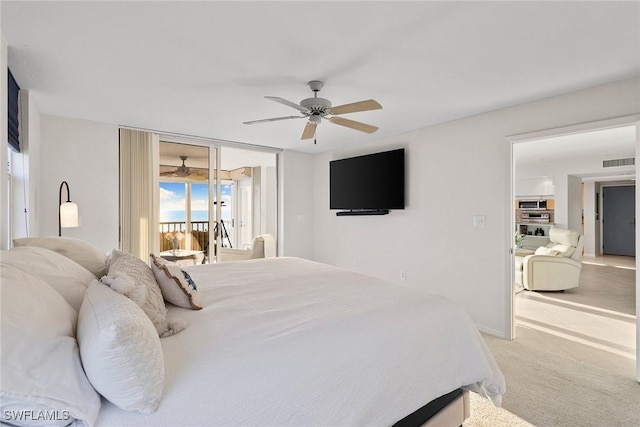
left=160, top=171, right=176, bottom=177
left=301, top=122, right=317, bottom=140
left=328, top=99, right=382, bottom=115
left=190, top=173, right=209, bottom=182
left=328, top=117, right=379, bottom=134
left=243, top=115, right=305, bottom=125
left=265, top=96, right=308, bottom=112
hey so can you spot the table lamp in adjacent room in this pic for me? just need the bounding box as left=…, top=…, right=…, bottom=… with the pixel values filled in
left=58, top=181, right=79, bottom=236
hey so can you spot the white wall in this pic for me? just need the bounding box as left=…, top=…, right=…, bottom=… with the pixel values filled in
left=38, top=115, right=120, bottom=252
left=278, top=150, right=314, bottom=259
left=1, top=33, right=9, bottom=249
left=26, top=90, right=41, bottom=238
left=567, top=175, right=583, bottom=232
left=264, top=166, right=277, bottom=238
left=312, top=76, right=640, bottom=337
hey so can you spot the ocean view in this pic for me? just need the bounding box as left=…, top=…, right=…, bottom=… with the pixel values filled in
left=160, top=210, right=209, bottom=222
left=159, top=182, right=233, bottom=224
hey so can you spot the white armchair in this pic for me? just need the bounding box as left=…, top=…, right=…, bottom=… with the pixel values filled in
left=217, top=234, right=276, bottom=262
left=515, top=228, right=584, bottom=291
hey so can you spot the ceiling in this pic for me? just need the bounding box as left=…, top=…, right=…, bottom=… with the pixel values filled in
left=2, top=1, right=639, bottom=154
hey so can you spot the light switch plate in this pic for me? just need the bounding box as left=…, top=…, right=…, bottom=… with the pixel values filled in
left=473, top=215, right=486, bottom=228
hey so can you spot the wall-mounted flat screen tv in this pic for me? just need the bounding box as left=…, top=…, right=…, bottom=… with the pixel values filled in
left=330, top=148, right=405, bottom=215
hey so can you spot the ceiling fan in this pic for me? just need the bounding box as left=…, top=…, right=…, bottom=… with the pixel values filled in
left=160, top=156, right=208, bottom=181
left=243, top=81, right=382, bottom=143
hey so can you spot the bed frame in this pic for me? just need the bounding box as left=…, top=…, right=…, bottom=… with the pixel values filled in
left=393, top=389, right=470, bottom=427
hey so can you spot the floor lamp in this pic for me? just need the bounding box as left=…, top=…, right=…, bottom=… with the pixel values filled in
left=59, top=181, right=79, bottom=236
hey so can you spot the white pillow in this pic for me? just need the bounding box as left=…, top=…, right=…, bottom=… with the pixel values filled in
left=1, top=246, right=96, bottom=311
left=77, top=281, right=164, bottom=414
left=13, top=237, right=107, bottom=277
left=149, top=254, right=203, bottom=310
left=535, top=246, right=559, bottom=256
left=106, top=249, right=186, bottom=337
left=0, top=264, right=101, bottom=426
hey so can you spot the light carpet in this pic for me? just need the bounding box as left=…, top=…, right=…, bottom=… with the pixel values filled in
left=472, top=333, right=640, bottom=427
left=464, top=392, right=533, bottom=427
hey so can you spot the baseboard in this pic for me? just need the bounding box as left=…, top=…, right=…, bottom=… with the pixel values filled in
left=477, top=324, right=508, bottom=339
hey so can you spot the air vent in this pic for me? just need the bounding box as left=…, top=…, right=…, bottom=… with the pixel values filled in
left=603, top=157, right=635, bottom=168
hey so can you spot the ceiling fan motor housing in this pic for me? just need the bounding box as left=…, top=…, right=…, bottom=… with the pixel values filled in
left=301, top=80, right=331, bottom=117
left=300, top=97, right=331, bottom=116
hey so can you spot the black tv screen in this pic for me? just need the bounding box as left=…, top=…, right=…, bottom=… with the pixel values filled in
left=330, top=148, right=405, bottom=212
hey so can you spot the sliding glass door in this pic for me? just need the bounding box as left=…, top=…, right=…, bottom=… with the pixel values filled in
left=158, top=141, right=277, bottom=263
left=159, top=142, right=211, bottom=263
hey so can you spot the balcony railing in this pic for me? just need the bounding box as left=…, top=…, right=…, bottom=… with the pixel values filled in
left=159, top=221, right=209, bottom=252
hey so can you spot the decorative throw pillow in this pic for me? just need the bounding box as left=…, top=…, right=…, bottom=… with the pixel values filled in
left=100, top=273, right=148, bottom=307
left=1, top=246, right=96, bottom=311
left=149, top=254, right=203, bottom=310
left=0, top=264, right=101, bottom=426
left=77, top=281, right=164, bottom=414
left=106, top=249, right=186, bottom=337
left=13, top=236, right=107, bottom=277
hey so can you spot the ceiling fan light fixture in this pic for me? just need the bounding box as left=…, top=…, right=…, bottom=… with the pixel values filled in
left=177, top=156, right=191, bottom=175
left=309, top=115, right=322, bottom=124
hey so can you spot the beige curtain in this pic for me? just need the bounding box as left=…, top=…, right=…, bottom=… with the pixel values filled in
left=119, top=129, right=159, bottom=260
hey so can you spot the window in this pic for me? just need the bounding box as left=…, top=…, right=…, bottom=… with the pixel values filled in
left=7, top=68, right=20, bottom=153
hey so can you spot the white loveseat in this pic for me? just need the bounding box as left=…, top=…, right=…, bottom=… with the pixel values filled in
left=217, top=234, right=276, bottom=262
left=515, top=228, right=584, bottom=291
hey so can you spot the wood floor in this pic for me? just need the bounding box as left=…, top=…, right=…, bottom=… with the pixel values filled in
left=514, top=254, right=636, bottom=378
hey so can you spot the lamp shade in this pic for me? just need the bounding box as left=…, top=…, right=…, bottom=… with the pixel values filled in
left=60, top=202, right=79, bottom=228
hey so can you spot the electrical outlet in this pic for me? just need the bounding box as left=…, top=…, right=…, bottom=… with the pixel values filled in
left=400, top=270, right=406, bottom=280
left=352, top=262, right=357, bottom=270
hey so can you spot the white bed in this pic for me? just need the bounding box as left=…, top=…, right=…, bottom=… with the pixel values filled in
left=95, top=257, right=504, bottom=426
left=1, top=240, right=504, bottom=427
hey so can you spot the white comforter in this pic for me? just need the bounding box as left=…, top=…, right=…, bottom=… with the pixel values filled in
left=96, top=257, right=505, bottom=426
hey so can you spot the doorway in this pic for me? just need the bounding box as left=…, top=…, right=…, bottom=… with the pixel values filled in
left=509, top=118, right=639, bottom=381
left=603, top=185, right=636, bottom=256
